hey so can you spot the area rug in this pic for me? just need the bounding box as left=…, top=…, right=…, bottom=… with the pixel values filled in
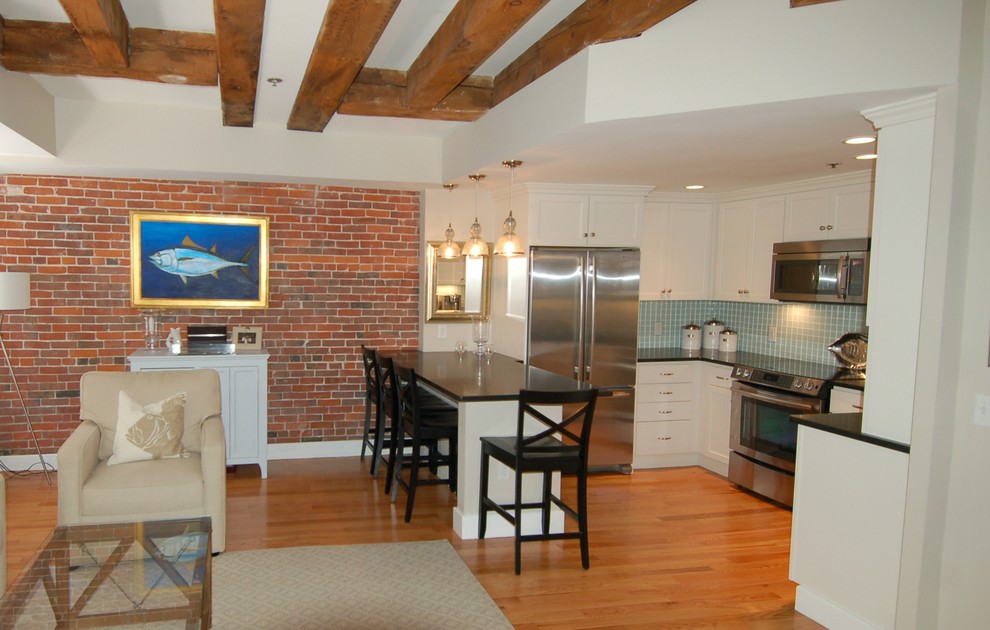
left=211, top=540, right=513, bottom=629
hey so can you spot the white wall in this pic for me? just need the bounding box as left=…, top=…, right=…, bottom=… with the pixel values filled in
left=0, top=69, right=56, bottom=156
left=0, top=98, right=444, bottom=188
left=585, top=0, right=962, bottom=124
left=928, top=1, right=990, bottom=626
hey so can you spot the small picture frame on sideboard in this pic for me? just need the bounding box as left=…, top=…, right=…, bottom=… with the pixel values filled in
left=233, top=326, right=263, bottom=351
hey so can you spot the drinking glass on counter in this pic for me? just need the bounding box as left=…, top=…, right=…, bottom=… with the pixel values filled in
left=471, top=316, right=490, bottom=355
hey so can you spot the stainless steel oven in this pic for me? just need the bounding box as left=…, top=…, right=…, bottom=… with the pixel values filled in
left=728, top=363, right=832, bottom=506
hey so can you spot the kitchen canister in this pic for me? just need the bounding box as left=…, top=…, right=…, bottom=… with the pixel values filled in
left=702, top=319, right=725, bottom=350
left=681, top=323, right=702, bottom=351
left=719, top=328, right=739, bottom=353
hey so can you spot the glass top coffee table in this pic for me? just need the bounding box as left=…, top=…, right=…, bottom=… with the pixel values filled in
left=0, top=517, right=212, bottom=629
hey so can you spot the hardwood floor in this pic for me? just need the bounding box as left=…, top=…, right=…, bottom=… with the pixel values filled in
left=3, top=459, right=822, bottom=629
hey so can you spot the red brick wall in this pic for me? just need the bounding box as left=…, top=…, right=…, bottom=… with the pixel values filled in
left=0, top=175, right=421, bottom=456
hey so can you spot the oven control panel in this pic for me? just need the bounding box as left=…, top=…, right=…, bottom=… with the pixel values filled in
left=732, top=365, right=826, bottom=396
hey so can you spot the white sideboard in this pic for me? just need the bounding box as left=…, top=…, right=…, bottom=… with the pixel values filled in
left=127, top=350, right=269, bottom=478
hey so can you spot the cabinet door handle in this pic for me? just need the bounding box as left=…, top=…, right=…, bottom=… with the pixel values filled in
left=853, top=404, right=864, bottom=410
left=659, top=391, right=673, bottom=395
left=657, top=436, right=672, bottom=441
left=660, top=371, right=674, bottom=376
left=827, top=225, right=834, bottom=230
left=590, top=232, right=596, bottom=237
left=738, top=289, right=744, bottom=294
left=658, top=410, right=672, bottom=414
left=584, top=232, right=588, bottom=237
left=715, top=376, right=730, bottom=381
left=820, top=225, right=827, bottom=231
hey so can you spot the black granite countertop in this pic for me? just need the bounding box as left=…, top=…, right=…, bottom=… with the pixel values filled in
left=791, top=412, right=909, bottom=453
left=638, top=346, right=866, bottom=388
left=381, top=350, right=590, bottom=402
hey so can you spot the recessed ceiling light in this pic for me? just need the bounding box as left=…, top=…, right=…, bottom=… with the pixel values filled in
left=855, top=153, right=878, bottom=160
left=844, top=136, right=876, bottom=145
left=267, top=77, right=283, bottom=87
left=685, top=184, right=705, bottom=190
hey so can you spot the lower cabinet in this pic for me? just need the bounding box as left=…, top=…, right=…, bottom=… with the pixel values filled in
left=633, top=362, right=698, bottom=469
left=697, top=364, right=733, bottom=475
left=634, top=361, right=734, bottom=475
left=127, top=350, right=270, bottom=478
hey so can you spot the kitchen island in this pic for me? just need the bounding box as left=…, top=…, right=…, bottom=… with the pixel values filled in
left=384, top=350, right=592, bottom=539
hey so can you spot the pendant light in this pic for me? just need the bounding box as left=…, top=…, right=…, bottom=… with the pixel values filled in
left=494, top=159, right=524, bottom=257
left=463, top=174, right=489, bottom=258
left=439, top=183, right=461, bottom=259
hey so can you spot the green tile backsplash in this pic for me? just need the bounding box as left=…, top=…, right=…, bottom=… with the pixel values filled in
left=639, top=300, right=867, bottom=366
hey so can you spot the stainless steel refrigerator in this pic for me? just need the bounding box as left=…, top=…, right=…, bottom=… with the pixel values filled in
left=527, top=247, right=639, bottom=472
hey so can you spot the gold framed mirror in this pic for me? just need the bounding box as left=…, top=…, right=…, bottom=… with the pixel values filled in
left=425, top=242, right=491, bottom=322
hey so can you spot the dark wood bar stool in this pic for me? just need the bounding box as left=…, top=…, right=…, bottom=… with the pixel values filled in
left=478, top=388, right=599, bottom=574
left=359, top=345, right=386, bottom=476
left=390, top=364, right=458, bottom=522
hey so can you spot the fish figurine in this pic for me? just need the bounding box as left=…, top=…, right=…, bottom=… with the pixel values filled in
left=149, top=236, right=255, bottom=284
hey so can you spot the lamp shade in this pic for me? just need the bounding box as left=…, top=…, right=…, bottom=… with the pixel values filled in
left=0, top=272, right=31, bottom=311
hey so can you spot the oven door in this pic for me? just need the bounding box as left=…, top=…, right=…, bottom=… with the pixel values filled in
left=730, top=380, right=824, bottom=472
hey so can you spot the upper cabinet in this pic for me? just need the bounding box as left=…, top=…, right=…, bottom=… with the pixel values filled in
left=783, top=182, right=872, bottom=241
left=526, top=184, right=652, bottom=247
left=713, top=195, right=785, bottom=302
left=640, top=201, right=714, bottom=301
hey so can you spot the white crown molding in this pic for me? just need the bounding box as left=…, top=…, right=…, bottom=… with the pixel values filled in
left=715, top=170, right=875, bottom=204
left=517, top=182, right=655, bottom=197
left=862, top=93, right=938, bottom=129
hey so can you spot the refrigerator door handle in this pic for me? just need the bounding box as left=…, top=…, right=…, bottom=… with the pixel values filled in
left=584, top=255, right=597, bottom=382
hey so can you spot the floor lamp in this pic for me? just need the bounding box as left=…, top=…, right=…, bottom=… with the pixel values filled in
left=0, top=272, right=51, bottom=484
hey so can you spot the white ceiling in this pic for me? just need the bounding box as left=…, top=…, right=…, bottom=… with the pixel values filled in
left=0, top=0, right=890, bottom=193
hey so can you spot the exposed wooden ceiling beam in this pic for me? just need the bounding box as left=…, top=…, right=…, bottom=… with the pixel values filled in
left=58, top=0, right=129, bottom=67
left=340, top=68, right=491, bottom=122
left=213, top=0, right=266, bottom=127
left=1, top=20, right=217, bottom=85
left=287, top=0, right=400, bottom=132
left=791, top=0, right=843, bottom=6
left=404, top=0, right=549, bottom=111
left=492, top=0, right=697, bottom=107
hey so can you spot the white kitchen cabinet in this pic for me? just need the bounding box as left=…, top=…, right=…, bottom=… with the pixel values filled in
left=713, top=195, right=785, bottom=302
left=829, top=386, right=865, bottom=413
left=128, top=350, right=270, bottom=478
left=783, top=182, right=872, bottom=242
left=634, top=362, right=698, bottom=469
left=640, top=201, right=714, bottom=300
left=696, top=364, right=733, bottom=475
left=526, top=185, right=651, bottom=247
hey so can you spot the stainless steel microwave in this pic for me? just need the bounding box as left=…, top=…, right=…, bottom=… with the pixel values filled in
left=770, top=238, right=870, bottom=304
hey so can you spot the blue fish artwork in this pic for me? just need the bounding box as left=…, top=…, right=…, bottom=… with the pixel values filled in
left=149, top=236, right=255, bottom=284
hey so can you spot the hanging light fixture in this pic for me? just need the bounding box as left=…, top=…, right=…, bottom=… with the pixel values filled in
left=439, top=183, right=461, bottom=259
left=495, top=159, right=524, bottom=257
left=463, top=174, right=489, bottom=258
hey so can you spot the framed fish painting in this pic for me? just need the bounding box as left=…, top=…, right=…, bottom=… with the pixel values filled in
left=130, top=212, right=269, bottom=309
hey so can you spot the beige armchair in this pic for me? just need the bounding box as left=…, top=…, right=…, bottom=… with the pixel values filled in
left=57, top=369, right=227, bottom=552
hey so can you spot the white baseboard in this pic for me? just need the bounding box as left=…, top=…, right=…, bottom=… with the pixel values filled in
left=0, top=453, right=58, bottom=473
left=795, top=585, right=879, bottom=630
left=267, top=439, right=363, bottom=461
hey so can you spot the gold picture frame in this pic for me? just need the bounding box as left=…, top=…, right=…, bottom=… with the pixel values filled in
left=130, top=212, right=269, bottom=309
left=233, top=326, right=263, bottom=350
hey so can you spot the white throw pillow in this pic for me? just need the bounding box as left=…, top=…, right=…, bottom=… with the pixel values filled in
left=108, top=391, right=188, bottom=466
